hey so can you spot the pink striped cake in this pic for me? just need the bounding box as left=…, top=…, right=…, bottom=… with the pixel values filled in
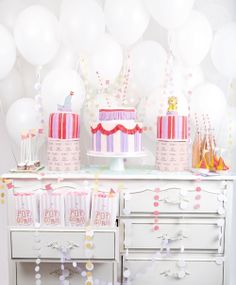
left=47, top=112, right=80, bottom=172
left=91, top=108, right=143, bottom=154
left=157, top=112, right=188, bottom=141
left=156, top=108, right=189, bottom=172
left=48, top=112, right=79, bottom=140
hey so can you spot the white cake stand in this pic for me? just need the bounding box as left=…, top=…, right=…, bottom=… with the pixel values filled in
left=87, top=151, right=146, bottom=171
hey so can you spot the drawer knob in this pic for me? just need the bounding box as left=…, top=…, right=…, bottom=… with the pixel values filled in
left=161, top=269, right=190, bottom=279
left=157, top=231, right=188, bottom=242
left=48, top=241, right=79, bottom=252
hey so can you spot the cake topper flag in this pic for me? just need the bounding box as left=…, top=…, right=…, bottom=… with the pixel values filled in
left=57, top=91, right=74, bottom=112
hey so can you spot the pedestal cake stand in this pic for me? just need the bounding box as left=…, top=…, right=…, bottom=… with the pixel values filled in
left=87, top=151, right=146, bottom=171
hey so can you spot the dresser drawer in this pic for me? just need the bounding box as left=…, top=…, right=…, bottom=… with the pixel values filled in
left=123, top=218, right=224, bottom=253
left=124, top=258, right=223, bottom=285
left=121, top=180, right=227, bottom=215
left=11, top=229, right=118, bottom=260
left=16, top=262, right=115, bottom=285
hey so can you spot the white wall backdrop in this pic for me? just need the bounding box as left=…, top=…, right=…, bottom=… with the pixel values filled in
left=0, top=0, right=236, bottom=284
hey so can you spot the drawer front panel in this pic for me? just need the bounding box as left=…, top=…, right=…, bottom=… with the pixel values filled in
left=124, top=259, right=223, bottom=285
left=16, top=262, right=115, bottom=285
left=121, top=180, right=227, bottom=215
left=124, top=219, right=224, bottom=252
left=11, top=230, right=116, bottom=260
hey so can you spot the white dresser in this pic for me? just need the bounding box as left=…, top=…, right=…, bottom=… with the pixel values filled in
left=3, top=169, right=235, bottom=285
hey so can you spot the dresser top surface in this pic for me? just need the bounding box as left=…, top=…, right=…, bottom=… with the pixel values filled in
left=2, top=167, right=236, bottom=181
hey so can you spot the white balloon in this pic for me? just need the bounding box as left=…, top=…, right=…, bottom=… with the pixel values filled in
left=217, top=107, right=236, bottom=150
left=0, top=0, right=28, bottom=31
left=47, top=45, right=77, bottom=70
left=179, top=65, right=205, bottom=90
left=190, top=83, right=227, bottom=129
left=0, top=0, right=62, bottom=31
left=145, top=0, right=195, bottom=30
left=172, top=63, right=205, bottom=92
left=195, top=2, right=232, bottom=31
left=41, top=68, right=85, bottom=120
left=171, top=11, right=212, bottom=66
left=6, top=97, right=41, bottom=144
left=23, top=0, right=62, bottom=17
left=17, top=57, right=37, bottom=97
left=104, top=0, right=150, bottom=46
left=87, top=35, right=123, bottom=86
left=14, top=5, right=60, bottom=66
left=130, top=41, right=167, bottom=93
left=60, top=0, right=105, bottom=54
left=0, top=68, right=24, bottom=110
left=0, top=24, right=16, bottom=79
left=211, top=22, right=236, bottom=78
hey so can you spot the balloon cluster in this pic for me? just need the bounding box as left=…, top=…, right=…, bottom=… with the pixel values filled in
left=0, top=0, right=235, bottom=167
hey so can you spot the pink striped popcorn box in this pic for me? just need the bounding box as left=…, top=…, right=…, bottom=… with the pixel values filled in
left=40, top=192, right=64, bottom=227
left=65, top=190, right=91, bottom=227
left=90, top=190, right=118, bottom=227
left=14, top=192, right=38, bottom=227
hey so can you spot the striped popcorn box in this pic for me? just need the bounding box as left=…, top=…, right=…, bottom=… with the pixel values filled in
left=40, top=192, right=64, bottom=227
left=65, top=190, right=91, bottom=227
left=90, top=190, right=118, bottom=227
left=14, top=193, right=38, bottom=226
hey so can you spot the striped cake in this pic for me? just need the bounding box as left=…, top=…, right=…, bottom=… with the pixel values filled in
left=156, top=97, right=189, bottom=171
left=91, top=108, right=143, bottom=154
left=47, top=111, right=80, bottom=172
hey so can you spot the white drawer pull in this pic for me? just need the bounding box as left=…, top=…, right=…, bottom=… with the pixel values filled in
left=156, top=231, right=188, bottom=242
left=47, top=241, right=79, bottom=252
left=161, top=269, right=190, bottom=279
left=50, top=267, right=78, bottom=280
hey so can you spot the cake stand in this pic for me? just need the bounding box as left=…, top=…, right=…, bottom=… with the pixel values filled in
left=87, top=151, right=146, bottom=171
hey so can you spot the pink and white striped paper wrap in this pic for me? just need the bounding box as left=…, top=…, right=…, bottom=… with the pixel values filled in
left=157, top=115, right=188, bottom=140
left=90, top=191, right=118, bottom=227
left=40, top=192, right=64, bottom=227
left=65, top=191, right=91, bottom=227
left=48, top=112, right=79, bottom=139
left=48, top=139, right=80, bottom=171
left=14, top=193, right=37, bottom=226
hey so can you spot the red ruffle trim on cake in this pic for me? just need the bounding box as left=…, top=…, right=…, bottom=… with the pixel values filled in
left=91, top=123, right=143, bottom=135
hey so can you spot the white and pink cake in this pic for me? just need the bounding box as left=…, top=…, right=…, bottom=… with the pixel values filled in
left=47, top=111, right=80, bottom=171
left=47, top=92, right=81, bottom=171
left=48, top=92, right=80, bottom=172
left=91, top=108, right=143, bottom=154
left=156, top=97, right=189, bottom=171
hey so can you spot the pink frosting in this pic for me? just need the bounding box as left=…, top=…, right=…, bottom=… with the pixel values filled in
left=99, top=108, right=136, bottom=121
